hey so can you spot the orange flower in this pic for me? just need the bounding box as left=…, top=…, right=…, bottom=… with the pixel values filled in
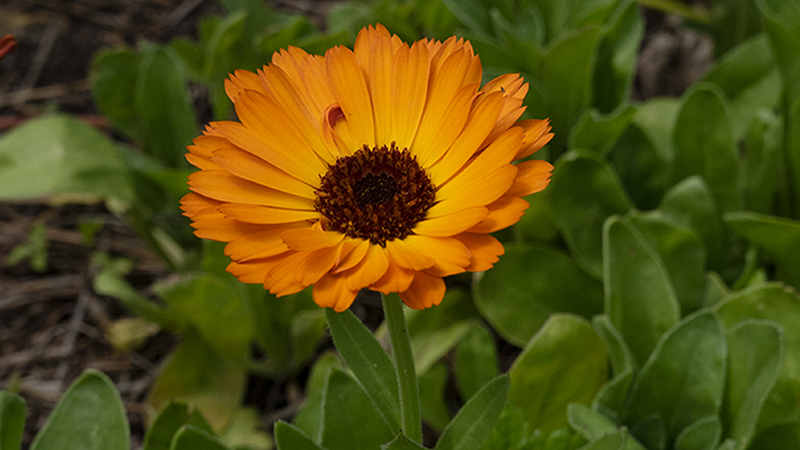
left=181, top=24, right=553, bottom=311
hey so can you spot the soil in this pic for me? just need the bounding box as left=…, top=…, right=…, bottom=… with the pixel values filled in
left=0, top=1, right=713, bottom=448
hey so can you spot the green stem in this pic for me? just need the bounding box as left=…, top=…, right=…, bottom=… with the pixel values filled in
left=382, top=293, right=422, bottom=443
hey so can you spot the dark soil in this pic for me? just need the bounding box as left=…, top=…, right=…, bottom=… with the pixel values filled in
left=0, top=1, right=714, bottom=448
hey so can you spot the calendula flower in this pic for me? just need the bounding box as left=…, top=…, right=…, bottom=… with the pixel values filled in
left=181, top=24, right=553, bottom=311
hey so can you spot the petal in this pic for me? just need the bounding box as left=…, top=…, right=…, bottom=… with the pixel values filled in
left=370, top=261, right=415, bottom=294
left=468, top=197, right=529, bottom=233
left=412, top=206, right=488, bottom=237
left=281, top=228, right=345, bottom=251
left=515, top=119, right=554, bottom=160
left=226, top=259, right=268, bottom=284
left=224, top=69, right=266, bottom=103
left=344, top=244, right=390, bottom=291
left=367, top=29, right=396, bottom=146
left=333, top=239, right=370, bottom=273
left=402, top=235, right=471, bottom=276
left=314, top=273, right=359, bottom=312
left=452, top=232, right=505, bottom=271
left=506, top=159, right=553, bottom=197
left=391, top=41, right=430, bottom=148
left=211, top=147, right=317, bottom=198
left=399, top=272, right=445, bottom=309
left=414, top=83, right=479, bottom=169
left=188, top=170, right=315, bottom=209
left=385, top=237, right=435, bottom=270
left=427, top=165, right=518, bottom=218
left=326, top=45, right=375, bottom=147
left=218, top=203, right=319, bottom=224
left=225, top=230, right=291, bottom=261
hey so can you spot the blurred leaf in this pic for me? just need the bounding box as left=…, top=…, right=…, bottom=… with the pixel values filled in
left=722, top=320, right=781, bottom=446
left=419, top=363, right=450, bottom=432
left=134, top=45, right=197, bottom=168
left=217, top=408, right=271, bottom=450
left=741, top=110, right=783, bottom=214
left=592, top=368, right=634, bottom=424
left=515, top=187, right=559, bottom=244
left=592, top=315, right=633, bottom=377
left=568, top=404, right=618, bottom=442
left=5, top=221, right=47, bottom=272
left=105, top=317, right=160, bottom=353
left=325, top=308, right=401, bottom=431
left=591, top=2, right=644, bottom=113
left=93, top=264, right=175, bottom=329
left=147, top=331, right=246, bottom=430
left=725, top=212, right=800, bottom=289
left=321, top=369, right=395, bottom=450
left=440, top=0, right=492, bottom=35
left=628, top=212, right=706, bottom=314
left=455, top=324, right=499, bottom=401
left=481, top=402, right=527, bottom=450
left=0, top=115, right=133, bottom=202
left=169, top=425, right=228, bottom=450
left=30, top=370, right=129, bottom=450
left=713, top=284, right=800, bottom=431
left=435, top=375, right=509, bottom=450
left=702, top=34, right=781, bottom=140
left=474, top=243, right=603, bottom=346
left=603, top=216, right=681, bottom=365
left=608, top=125, right=667, bottom=210
left=577, top=429, right=646, bottom=450
left=292, top=352, right=342, bottom=441
left=274, top=421, right=324, bottom=450
left=674, top=416, right=721, bottom=450
left=569, top=105, right=637, bottom=155
left=290, top=309, right=327, bottom=366
left=544, top=427, right=587, bottom=449
left=629, top=415, right=665, bottom=450
left=91, top=48, right=142, bottom=140
left=708, top=0, right=762, bottom=56
left=660, top=177, right=727, bottom=270
left=749, top=421, right=800, bottom=450
left=0, top=391, right=25, bottom=450
left=671, top=84, right=740, bottom=214
left=509, top=314, right=608, bottom=435
left=756, top=0, right=800, bottom=105
left=526, top=0, right=617, bottom=43
left=631, top=98, right=680, bottom=164
left=623, top=312, right=727, bottom=445
left=383, top=433, right=427, bottom=450
left=550, top=150, right=633, bottom=279
left=144, top=401, right=213, bottom=450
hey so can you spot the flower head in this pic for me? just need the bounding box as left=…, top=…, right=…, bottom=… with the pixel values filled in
left=181, top=24, right=553, bottom=311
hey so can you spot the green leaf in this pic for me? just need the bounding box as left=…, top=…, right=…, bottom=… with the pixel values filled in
left=623, top=312, right=727, bottom=444
left=440, top=0, right=491, bottom=34
left=474, top=243, right=603, bottom=346
left=674, top=416, right=722, bottom=450
left=383, top=433, right=428, bottom=450
left=0, top=391, right=25, bottom=450
left=592, top=368, right=634, bottom=423
left=672, top=84, right=740, bottom=214
left=0, top=115, right=133, bottom=202
left=568, top=105, right=637, bottom=154
left=134, top=45, right=197, bottom=168
left=30, top=370, right=129, bottom=450
left=325, top=308, right=401, bottom=431
left=741, top=110, right=783, bottom=214
left=713, top=284, right=800, bottom=431
left=509, top=314, right=608, bottom=435
left=749, top=421, right=800, bottom=450
left=169, top=425, right=229, bottom=450
left=144, top=400, right=213, bottom=450
left=756, top=0, right=800, bottom=105
left=722, top=321, right=781, bottom=446
left=90, top=48, right=142, bottom=140
left=455, top=324, right=499, bottom=401
left=435, top=375, right=510, bottom=450
left=481, top=402, right=527, bottom=450
left=550, top=150, right=633, bottom=279
left=527, top=0, right=617, bottom=43
left=591, top=2, right=644, bottom=113
left=577, top=429, right=646, bottom=450
left=707, top=0, right=762, bottom=56
left=419, top=363, right=451, bottom=432
left=631, top=98, right=680, bottom=164
left=292, top=352, right=342, bottom=441
left=608, top=125, right=668, bottom=210
left=603, top=216, right=681, bottom=365
left=592, top=315, right=634, bottom=377
left=724, top=212, right=800, bottom=290
left=321, top=369, right=395, bottom=450
left=93, top=267, right=174, bottom=329
left=702, top=34, right=781, bottom=140
left=274, top=421, right=324, bottom=450
left=629, top=415, right=665, bottom=450
left=568, top=404, right=618, bottom=442
left=660, top=177, right=727, bottom=269
left=628, top=212, right=707, bottom=314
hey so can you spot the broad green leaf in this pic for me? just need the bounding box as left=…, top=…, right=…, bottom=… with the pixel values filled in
left=741, top=110, right=783, bottom=214
left=749, top=421, right=800, bottom=450
left=629, top=416, right=665, bottom=450
left=591, top=2, right=644, bottom=113
left=724, top=212, right=800, bottom=289
left=325, top=308, right=401, bottom=431
left=455, top=324, right=499, bottom=401
left=481, top=402, right=527, bottom=450
left=568, top=106, right=637, bottom=154
left=440, top=0, right=491, bottom=34
left=134, top=45, right=197, bottom=168
left=715, top=438, right=739, bottom=450
left=568, top=404, right=618, bottom=442
left=628, top=212, right=706, bottom=314
left=722, top=320, right=781, bottom=446
left=292, top=352, right=342, bottom=441
left=144, top=401, right=213, bottom=450
left=702, top=273, right=730, bottom=308
left=216, top=408, right=270, bottom=450
left=702, top=35, right=781, bottom=139
left=147, top=331, right=246, bottom=430
left=435, top=375, right=509, bottom=450
left=30, top=370, right=129, bottom=450
left=577, top=429, right=646, bottom=450
left=756, top=0, right=800, bottom=105
left=674, top=416, right=722, bottom=450
left=708, top=0, right=762, bottom=56
left=550, top=150, right=633, bottom=279
left=623, top=312, right=727, bottom=444
left=419, top=363, right=450, bottom=432
left=592, top=315, right=633, bottom=377
left=631, top=98, right=680, bottom=164
left=527, top=0, right=617, bottom=43
left=274, top=421, right=324, bottom=450
left=608, top=125, right=668, bottom=210
left=383, top=433, right=427, bottom=450
left=592, top=368, right=634, bottom=423
left=544, top=427, right=586, bottom=449
left=671, top=84, right=740, bottom=214
left=603, top=216, right=680, bottom=365
left=509, top=314, right=608, bottom=435
left=321, top=369, right=395, bottom=450
left=660, top=177, right=727, bottom=269
left=169, top=425, right=228, bottom=450
left=0, top=391, right=25, bottom=450
left=713, top=284, right=800, bottom=430
left=90, top=49, right=142, bottom=140
left=0, top=115, right=133, bottom=202
left=474, top=243, right=603, bottom=346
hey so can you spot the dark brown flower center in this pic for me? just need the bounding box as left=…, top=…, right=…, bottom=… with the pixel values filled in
left=314, top=143, right=436, bottom=246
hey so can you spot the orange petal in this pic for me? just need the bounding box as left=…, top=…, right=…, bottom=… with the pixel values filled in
left=224, top=69, right=266, bottom=103
left=281, top=228, right=345, bottom=251
left=225, top=230, right=291, bottom=262
left=226, top=260, right=268, bottom=284
left=314, top=273, right=359, bottom=312
left=370, top=261, right=415, bottom=294
left=412, top=206, right=488, bottom=237
left=402, top=235, right=470, bottom=277
left=515, top=119, right=554, bottom=160
left=427, top=165, right=517, bottom=218
left=506, top=159, right=553, bottom=197
left=211, top=147, right=316, bottom=198
left=391, top=41, right=430, bottom=148
left=385, top=237, right=435, bottom=270
left=399, top=272, right=445, bottom=309
left=218, top=203, right=318, bottom=224
left=326, top=45, right=375, bottom=147
left=333, top=239, right=370, bottom=273
left=468, top=197, right=529, bottom=233
left=188, top=170, right=314, bottom=209
left=368, top=29, right=395, bottom=146
left=344, top=244, right=390, bottom=291
left=453, top=233, right=505, bottom=271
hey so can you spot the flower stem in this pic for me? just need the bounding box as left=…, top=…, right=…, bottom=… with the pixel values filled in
left=382, top=293, right=422, bottom=443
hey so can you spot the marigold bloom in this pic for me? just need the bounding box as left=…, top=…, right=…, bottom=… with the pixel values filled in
left=181, top=24, right=553, bottom=311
